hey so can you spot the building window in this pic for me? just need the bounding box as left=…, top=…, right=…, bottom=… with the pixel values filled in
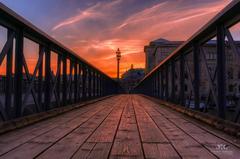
left=207, top=52, right=216, bottom=60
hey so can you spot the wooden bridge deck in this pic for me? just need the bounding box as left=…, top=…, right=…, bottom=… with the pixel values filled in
left=0, top=95, right=240, bottom=159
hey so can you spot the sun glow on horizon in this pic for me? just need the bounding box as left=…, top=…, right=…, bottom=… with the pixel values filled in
left=0, top=0, right=232, bottom=78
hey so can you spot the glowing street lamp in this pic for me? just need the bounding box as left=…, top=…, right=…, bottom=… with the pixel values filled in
left=116, top=48, right=121, bottom=80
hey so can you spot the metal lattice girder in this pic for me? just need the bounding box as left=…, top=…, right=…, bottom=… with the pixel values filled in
left=22, top=47, right=44, bottom=112
left=200, top=48, right=218, bottom=108
left=0, top=3, right=119, bottom=121
left=133, top=0, right=240, bottom=121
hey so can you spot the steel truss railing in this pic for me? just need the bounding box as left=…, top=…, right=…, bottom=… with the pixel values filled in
left=0, top=3, right=119, bottom=121
left=133, top=0, right=240, bottom=122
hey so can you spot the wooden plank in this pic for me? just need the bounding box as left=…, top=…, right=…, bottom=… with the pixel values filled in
left=142, top=96, right=240, bottom=154
left=0, top=104, right=107, bottom=159
left=0, top=105, right=92, bottom=155
left=71, top=142, right=96, bottom=159
left=35, top=96, right=124, bottom=159
left=0, top=96, right=121, bottom=158
left=165, top=113, right=240, bottom=159
left=143, top=143, right=180, bottom=159
left=87, top=98, right=125, bottom=143
left=146, top=97, right=240, bottom=158
left=0, top=96, right=118, bottom=146
left=135, top=95, right=217, bottom=159
left=87, top=143, right=112, bottom=159
left=132, top=97, right=168, bottom=143
left=110, top=97, right=144, bottom=159
left=71, top=96, right=127, bottom=159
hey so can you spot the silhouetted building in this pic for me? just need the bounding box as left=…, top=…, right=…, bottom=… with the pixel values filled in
left=120, top=65, right=145, bottom=93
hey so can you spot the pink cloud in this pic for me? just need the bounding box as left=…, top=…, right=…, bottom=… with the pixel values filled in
left=52, top=0, right=123, bottom=31
left=50, top=0, right=231, bottom=77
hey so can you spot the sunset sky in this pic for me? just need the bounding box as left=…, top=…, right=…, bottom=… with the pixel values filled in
left=0, top=0, right=233, bottom=77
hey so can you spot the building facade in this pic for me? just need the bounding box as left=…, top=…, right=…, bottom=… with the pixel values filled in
left=145, top=38, right=240, bottom=105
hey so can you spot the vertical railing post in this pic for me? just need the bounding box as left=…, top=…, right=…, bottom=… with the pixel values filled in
left=88, top=67, right=92, bottom=99
left=44, top=48, right=51, bottom=111
left=82, top=64, right=86, bottom=101
left=157, top=69, right=161, bottom=98
left=180, top=54, right=185, bottom=106
left=14, top=29, right=23, bottom=117
left=102, top=75, right=104, bottom=96
left=155, top=73, right=158, bottom=97
left=160, top=69, right=164, bottom=99
left=156, top=70, right=160, bottom=98
left=193, top=43, right=200, bottom=110
left=62, top=55, right=67, bottom=106
left=217, top=24, right=226, bottom=119
left=5, top=29, right=13, bottom=118
left=171, top=60, right=175, bottom=102
left=165, top=64, right=169, bottom=100
left=69, top=60, right=73, bottom=103
left=56, top=54, right=61, bottom=105
left=96, top=72, right=99, bottom=97
left=152, top=76, right=155, bottom=96
left=78, top=62, right=82, bottom=101
left=152, top=76, right=154, bottom=96
left=86, top=66, right=89, bottom=99
left=92, top=70, right=96, bottom=98
left=99, top=74, right=101, bottom=97
left=74, top=60, right=78, bottom=102
left=38, top=45, right=44, bottom=111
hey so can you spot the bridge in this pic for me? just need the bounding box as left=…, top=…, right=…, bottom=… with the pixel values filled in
left=0, top=1, right=240, bottom=159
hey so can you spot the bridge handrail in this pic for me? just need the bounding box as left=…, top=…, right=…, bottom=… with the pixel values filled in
left=134, top=0, right=240, bottom=122
left=138, top=0, right=240, bottom=84
left=0, top=2, right=119, bottom=121
left=0, top=3, right=110, bottom=78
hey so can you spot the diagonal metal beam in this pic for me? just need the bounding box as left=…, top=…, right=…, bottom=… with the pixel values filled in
left=0, top=31, right=14, bottom=66
left=21, top=54, right=41, bottom=113
left=22, top=48, right=44, bottom=108
left=200, top=47, right=218, bottom=108
left=225, top=28, right=240, bottom=58
left=185, top=59, right=194, bottom=106
left=50, top=72, right=61, bottom=107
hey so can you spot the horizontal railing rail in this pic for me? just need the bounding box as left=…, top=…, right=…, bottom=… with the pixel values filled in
left=133, top=0, right=240, bottom=123
left=0, top=3, right=119, bottom=121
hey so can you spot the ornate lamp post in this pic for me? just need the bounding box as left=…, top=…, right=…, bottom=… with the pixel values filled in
left=116, top=48, right=121, bottom=80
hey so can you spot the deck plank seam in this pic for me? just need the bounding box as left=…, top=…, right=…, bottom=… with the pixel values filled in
left=0, top=102, right=105, bottom=157
left=69, top=96, right=126, bottom=159
left=107, top=96, right=127, bottom=159
left=142, top=97, right=222, bottom=159
left=133, top=96, right=182, bottom=159
left=144, top=96, right=240, bottom=150
left=131, top=95, right=147, bottom=159
left=33, top=96, right=122, bottom=158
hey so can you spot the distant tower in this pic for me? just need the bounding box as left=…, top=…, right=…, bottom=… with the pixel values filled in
left=116, top=48, right=121, bottom=80
left=131, top=64, right=134, bottom=69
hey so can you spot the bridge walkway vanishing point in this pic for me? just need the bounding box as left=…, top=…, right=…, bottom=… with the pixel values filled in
left=0, top=95, right=240, bottom=159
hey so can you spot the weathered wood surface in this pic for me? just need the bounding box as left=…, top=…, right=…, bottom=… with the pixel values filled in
left=0, top=95, right=240, bottom=159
